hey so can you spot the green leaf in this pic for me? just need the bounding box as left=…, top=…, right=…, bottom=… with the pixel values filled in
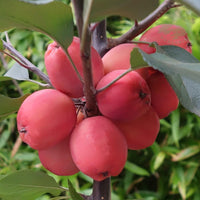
left=130, top=48, right=148, bottom=70
left=0, top=77, right=12, bottom=82
left=68, top=179, right=84, bottom=200
left=125, top=161, right=150, bottom=176
left=176, top=0, right=200, bottom=16
left=137, top=45, right=200, bottom=117
left=0, top=39, right=3, bottom=50
left=4, top=63, right=29, bottom=80
left=0, top=170, right=64, bottom=200
left=0, top=93, right=29, bottom=117
left=151, top=152, right=166, bottom=172
left=171, top=109, right=180, bottom=148
left=0, top=0, right=73, bottom=50
left=87, top=0, right=159, bottom=22
left=172, top=146, right=200, bottom=162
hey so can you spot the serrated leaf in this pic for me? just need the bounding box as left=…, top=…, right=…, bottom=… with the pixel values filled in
left=172, top=146, right=200, bottom=162
left=87, top=0, right=159, bottom=22
left=176, top=0, right=200, bottom=16
left=4, top=63, right=29, bottom=80
left=137, top=45, right=200, bottom=117
left=0, top=170, right=64, bottom=200
left=0, top=0, right=73, bottom=50
left=68, top=180, right=84, bottom=200
left=0, top=93, right=29, bottom=117
left=125, top=161, right=150, bottom=176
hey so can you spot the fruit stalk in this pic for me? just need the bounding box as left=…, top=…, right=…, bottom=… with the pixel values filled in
left=72, top=2, right=111, bottom=200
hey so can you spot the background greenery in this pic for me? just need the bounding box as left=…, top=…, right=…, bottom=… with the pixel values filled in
left=1, top=1, right=200, bottom=200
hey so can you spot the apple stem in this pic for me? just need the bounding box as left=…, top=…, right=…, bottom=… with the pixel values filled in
left=96, top=68, right=132, bottom=94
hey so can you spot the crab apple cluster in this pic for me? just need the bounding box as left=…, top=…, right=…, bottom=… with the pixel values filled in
left=17, top=37, right=127, bottom=181
left=16, top=24, right=192, bottom=181
left=100, top=24, right=192, bottom=149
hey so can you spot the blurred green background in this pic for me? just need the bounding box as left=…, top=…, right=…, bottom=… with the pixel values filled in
left=1, top=1, right=200, bottom=200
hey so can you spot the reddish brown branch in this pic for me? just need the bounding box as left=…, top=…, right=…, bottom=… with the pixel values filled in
left=107, top=0, right=179, bottom=49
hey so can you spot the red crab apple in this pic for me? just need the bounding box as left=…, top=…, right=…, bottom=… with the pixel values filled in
left=45, top=36, right=104, bottom=98
left=17, top=89, right=76, bottom=150
left=138, top=24, right=192, bottom=54
left=70, top=116, right=128, bottom=181
left=96, top=70, right=151, bottom=121
left=38, top=137, right=79, bottom=176
left=102, top=43, right=137, bottom=74
left=145, top=69, right=179, bottom=119
left=114, top=106, right=160, bottom=150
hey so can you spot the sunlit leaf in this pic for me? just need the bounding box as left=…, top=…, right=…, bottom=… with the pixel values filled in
left=125, top=161, right=150, bottom=176
left=0, top=170, right=64, bottom=200
left=0, top=0, right=73, bottom=50
left=4, top=63, right=29, bottom=81
left=172, top=146, right=200, bottom=162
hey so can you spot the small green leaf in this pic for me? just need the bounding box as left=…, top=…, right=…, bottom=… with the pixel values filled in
left=87, top=0, right=159, bottom=22
left=68, top=179, right=84, bottom=200
left=176, top=0, right=200, bottom=16
left=152, top=152, right=166, bottom=172
left=172, top=146, right=200, bottom=162
left=4, top=63, right=29, bottom=81
left=0, top=170, right=64, bottom=200
left=0, top=0, right=73, bottom=50
left=0, top=93, right=29, bottom=117
left=125, top=161, right=150, bottom=176
left=130, top=48, right=148, bottom=70
left=171, top=109, right=180, bottom=148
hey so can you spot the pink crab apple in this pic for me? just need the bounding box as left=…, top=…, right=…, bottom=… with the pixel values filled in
left=45, top=36, right=104, bottom=98
left=96, top=70, right=151, bottom=121
left=70, top=116, right=128, bottom=181
left=102, top=43, right=137, bottom=74
left=138, top=24, right=192, bottom=54
left=144, top=69, right=179, bottom=119
left=38, top=137, right=79, bottom=176
left=17, top=89, right=76, bottom=150
left=114, top=106, right=160, bottom=150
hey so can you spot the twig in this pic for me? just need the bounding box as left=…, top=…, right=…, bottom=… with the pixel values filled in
left=72, top=0, right=99, bottom=117
left=107, top=0, right=179, bottom=50
left=2, top=40, right=52, bottom=86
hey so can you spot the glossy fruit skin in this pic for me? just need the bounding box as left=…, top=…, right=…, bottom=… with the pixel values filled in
left=45, top=37, right=104, bottom=98
left=114, top=106, right=160, bottom=150
left=70, top=116, right=128, bottom=181
left=38, top=137, right=79, bottom=176
left=145, top=69, right=179, bottom=119
left=96, top=70, right=151, bottom=121
left=138, top=24, right=192, bottom=54
left=17, top=89, right=77, bottom=150
left=102, top=43, right=137, bottom=74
